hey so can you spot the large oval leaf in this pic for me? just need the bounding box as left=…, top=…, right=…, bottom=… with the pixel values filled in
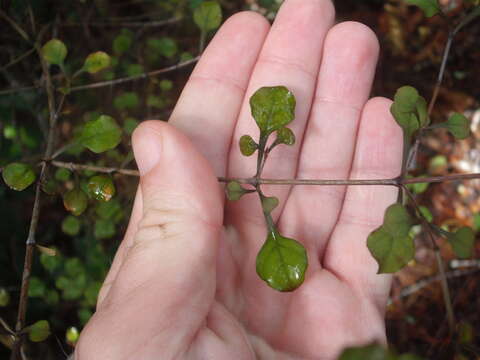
left=367, top=204, right=415, bottom=273
left=250, top=86, right=296, bottom=135
left=2, top=162, right=36, bottom=191
left=80, top=115, right=122, bottom=153
left=63, top=188, right=88, bottom=216
left=256, top=231, right=308, bottom=292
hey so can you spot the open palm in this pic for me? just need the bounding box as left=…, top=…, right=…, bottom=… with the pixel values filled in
left=76, top=1, right=403, bottom=359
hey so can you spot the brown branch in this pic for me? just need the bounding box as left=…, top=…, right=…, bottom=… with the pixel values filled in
left=402, top=185, right=456, bottom=334
left=0, top=57, right=199, bottom=96
left=60, top=16, right=182, bottom=27
left=10, top=41, right=60, bottom=360
left=69, top=57, right=199, bottom=92
left=50, top=161, right=140, bottom=177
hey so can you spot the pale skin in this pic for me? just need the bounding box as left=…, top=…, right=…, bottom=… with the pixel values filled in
left=75, top=0, right=404, bottom=359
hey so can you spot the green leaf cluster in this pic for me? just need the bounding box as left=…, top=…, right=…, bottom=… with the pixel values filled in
left=391, top=86, right=429, bottom=139
left=367, top=204, right=415, bottom=273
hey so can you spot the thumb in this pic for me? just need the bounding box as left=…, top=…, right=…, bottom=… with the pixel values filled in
left=76, top=121, right=223, bottom=359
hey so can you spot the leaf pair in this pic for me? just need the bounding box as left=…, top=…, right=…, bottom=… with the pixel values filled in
left=42, top=39, right=111, bottom=74
left=391, top=86, right=429, bottom=139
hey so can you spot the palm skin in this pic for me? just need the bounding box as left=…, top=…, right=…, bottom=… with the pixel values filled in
left=76, top=0, right=404, bottom=359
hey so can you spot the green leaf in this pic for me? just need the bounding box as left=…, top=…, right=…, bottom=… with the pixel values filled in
left=0, top=288, right=10, bottom=307
left=88, top=175, right=115, bottom=201
left=2, top=162, right=36, bottom=191
left=80, top=115, right=122, bottom=153
left=123, top=117, right=139, bottom=135
left=28, top=320, right=50, bottom=342
left=193, top=1, right=222, bottom=32
left=94, top=219, right=116, bottom=239
left=442, top=113, right=471, bottom=139
left=447, top=226, right=475, bottom=259
left=261, top=196, right=279, bottom=213
left=390, top=86, right=430, bottom=138
left=147, top=37, right=178, bottom=59
left=65, top=258, right=85, bottom=277
left=256, top=231, right=308, bottom=292
left=250, top=86, right=296, bottom=135
left=66, top=326, right=79, bottom=344
left=225, top=181, right=251, bottom=201
left=394, top=86, right=419, bottom=112
left=338, top=343, right=390, bottom=360
left=95, top=198, right=123, bottom=221
left=405, top=0, right=441, bottom=17
left=239, top=135, right=258, bottom=156
left=406, top=175, right=429, bottom=194
left=41, top=39, right=67, bottom=65
left=83, top=51, right=111, bottom=74
left=61, top=215, right=81, bottom=236
left=113, top=29, right=133, bottom=54
left=40, top=252, right=62, bottom=273
left=276, top=127, right=295, bottom=145
left=55, top=168, right=71, bottom=182
left=367, top=204, right=415, bottom=273
left=113, top=92, right=139, bottom=110
left=28, top=277, right=46, bottom=298
left=159, top=79, right=173, bottom=91
left=63, top=188, right=88, bottom=216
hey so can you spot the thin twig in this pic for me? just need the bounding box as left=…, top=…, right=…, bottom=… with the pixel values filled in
left=402, top=186, right=456, bottom=334
left=69, top=57, right=199, bottom=92
left=61, top=17, right=181, bottom=27
left=10, top=40, right=61, bottom=360
left=0, top=48, right=36, bottom=72
left=50, top=161, right=140, bottom=177
left=0, top=10, right=30, bottom=42
left=0, top=57, right=199, bottom=96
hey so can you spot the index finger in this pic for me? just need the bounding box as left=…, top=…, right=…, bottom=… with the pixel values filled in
left=170, top=12, right=270, bottom=176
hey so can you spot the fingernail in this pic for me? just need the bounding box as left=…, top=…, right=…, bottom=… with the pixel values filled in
left=133, top=126, right=163, bottom=176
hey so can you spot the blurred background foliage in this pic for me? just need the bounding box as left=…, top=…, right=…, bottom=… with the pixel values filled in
left=0, top=0, right=479, bottom=359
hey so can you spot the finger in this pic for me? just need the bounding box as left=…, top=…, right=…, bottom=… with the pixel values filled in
left=227, top=0, right=335, bottom=238
left=96, top=186, right=142, bottom=308
left=225, top=0, right=335, bottom=338
left=324, top=97, right=403, bottom=309
left=170, top=11, right=269, bottom=175
left=78, top=121, right=224, bottom=359
left=279, top=22, right=380, bottom=264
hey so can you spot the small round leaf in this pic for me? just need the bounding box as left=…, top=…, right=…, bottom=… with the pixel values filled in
left=445, top=113, right=471, bottom=139
left=405, top=0, right=441, bottom=17
left=447, top=226, right=475, bottom=259
left=66, top=326, right=79, bottom=344
left=262, top=196, right=279, bottom=214
left=226, top=181, right=250, bottom=201
left=41, top=39, right=67, bottom=65
left=193, top=1, right=223, bottom=32
left=83, top=51, right=111, bottom=74
left=80, top=115, right=122, bottom=153
left=276, top=127, right=295, bottom=145
left=0, top=288, right=10, bottom=307
left=88, top=175, right=116, bottom=201
left=28, top=320, right=50, bottom=342
left=2, top=162, right=36, bottom=191
left=63, top=188, right=88, bottom=216
left=239, top=135, right=258, bottom=156
left=62, top=215, right=81, bottom=236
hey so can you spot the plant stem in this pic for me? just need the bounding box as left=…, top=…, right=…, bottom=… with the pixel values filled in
left=402, top=186, right=456, bottom=334
left=199, top=30, right=206, bottom=53
left=10, top=40, right=62, bottom=360
left=0, top=57, right=199, bottom=96
left=50, top=161, right=140, bottom=177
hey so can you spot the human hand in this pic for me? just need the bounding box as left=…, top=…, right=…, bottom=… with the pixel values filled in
left=76, top=0, right=403, bottom=359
